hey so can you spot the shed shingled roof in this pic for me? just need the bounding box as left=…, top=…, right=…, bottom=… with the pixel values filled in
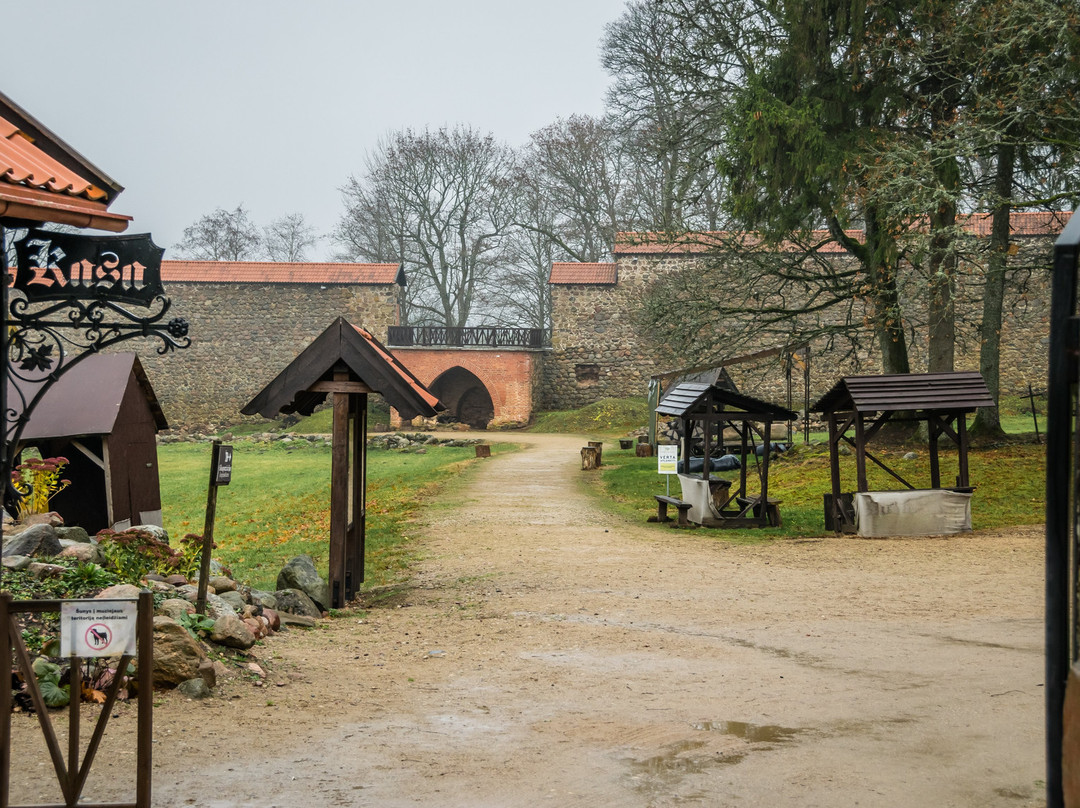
left=811, top=372, right=995, bottom=414
left=242, top=317, right=442, bottom=420
left=161, top=261, right=405, bottom=285
left=14, top=353, right=167, bottom=440
left=656, top=381, right=797, bottom=421
left=549, top=262, right=617, bottom=284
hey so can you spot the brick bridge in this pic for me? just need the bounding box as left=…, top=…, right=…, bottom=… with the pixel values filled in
left=386, top=326, right=547, bottom=428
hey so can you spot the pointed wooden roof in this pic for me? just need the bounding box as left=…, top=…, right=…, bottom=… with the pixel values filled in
left=241, top=317, right=443, bottom=420
left=656, top=381, right=797, bottom=421
left=812, top=372, right=994, bottom=414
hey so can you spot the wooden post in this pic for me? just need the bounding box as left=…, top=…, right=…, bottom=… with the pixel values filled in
left=581, top=446, right=600, bottom=470
left=329, top=386, right=350, bottom=609
left=136, top=589, right=153, bottom=808
left=635, top=443, right=653, bottom=457
left=1, top=593, right=11, bottom=808
left=827, top=412, right=843, bottom=532
left=854, top=411, right=868, bottom=492
left=345, top=395, right=367, bottom=600
left=196, top=440, right=221, bottom=616
left=475, top=445, right=491, bottom=458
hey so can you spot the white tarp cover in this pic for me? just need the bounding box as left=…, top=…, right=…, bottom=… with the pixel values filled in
left=854, top=490, right=972, bottom=537
left=676, top=474, right=732, bottom=524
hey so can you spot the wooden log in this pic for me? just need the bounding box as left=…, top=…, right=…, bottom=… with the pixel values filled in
left=636, top=443, right=654, bottom=457
left=588, top=440, right=603, bottom=465
left=619, top=438, right=633, bottom=450
left=581, top=446, right=600, bottom=470
left=475, top=445, right=491, bottom=458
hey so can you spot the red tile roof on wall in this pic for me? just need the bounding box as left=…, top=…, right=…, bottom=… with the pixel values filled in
left=549, top=262, right=617, bottom=284
left=613, top=211, right=1073, bottom=256
left=160, top=261, right=405, bottom=285
left=0, top=93, right=131, bottom=231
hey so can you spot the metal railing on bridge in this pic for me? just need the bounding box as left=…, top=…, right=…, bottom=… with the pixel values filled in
left=387, top=325, right=549, bottom=349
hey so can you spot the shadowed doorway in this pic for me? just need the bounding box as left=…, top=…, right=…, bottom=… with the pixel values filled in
left=429, top=367, right=494, bottom=429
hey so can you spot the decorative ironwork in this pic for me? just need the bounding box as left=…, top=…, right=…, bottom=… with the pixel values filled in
left=388, top=325, right=548, bottom=349
left=2, top=224, right=191, bottom=502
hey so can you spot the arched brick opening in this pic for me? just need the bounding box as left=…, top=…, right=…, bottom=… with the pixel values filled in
left=429, top=366, right=495, bottom=429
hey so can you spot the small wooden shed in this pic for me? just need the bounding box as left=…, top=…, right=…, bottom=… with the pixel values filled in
left=242, top=318, right=443, bottom=607
left=812, top=371, right=994, bottom=534
left=655, top=381, right=797, bottom=527
left=12, top=353, right=168, bottom=533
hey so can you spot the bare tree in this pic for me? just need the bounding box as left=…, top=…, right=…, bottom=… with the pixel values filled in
left=264, top=213, right=319, bottom=262
left=334, top=126, right=516, bottom=328
left=174, top=204, right=261, bottom=261
left=517, top=115, right=638, bottom=263
left=601, top=0, right=726, bottom=232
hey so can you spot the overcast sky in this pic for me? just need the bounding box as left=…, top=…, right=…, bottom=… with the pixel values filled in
left=7, top=1, right=629, bottom=260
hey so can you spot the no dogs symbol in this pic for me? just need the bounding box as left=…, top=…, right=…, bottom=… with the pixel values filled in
left=84, top=623, right=112, bottom=651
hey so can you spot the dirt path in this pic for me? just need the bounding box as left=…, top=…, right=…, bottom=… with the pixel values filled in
left=9, top=433, right=1046, bottom=807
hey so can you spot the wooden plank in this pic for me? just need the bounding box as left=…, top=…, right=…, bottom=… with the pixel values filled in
left=308, top=380, right=374, bottom=394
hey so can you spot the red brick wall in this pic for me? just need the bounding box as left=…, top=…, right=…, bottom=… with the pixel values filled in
left=387, top=348, right=540, bottom=427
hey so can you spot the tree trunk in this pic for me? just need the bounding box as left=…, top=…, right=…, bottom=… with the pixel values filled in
left=927, top=158, right=960, bottom=373
left=971, top=142, right=1014, bottom=438
left=865, top=209, right=911, bottom=375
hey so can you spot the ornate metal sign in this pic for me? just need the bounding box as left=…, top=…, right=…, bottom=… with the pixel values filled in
left=1, top=223, right=191, bottom=508
left=5, top=227, right=166, bottom=306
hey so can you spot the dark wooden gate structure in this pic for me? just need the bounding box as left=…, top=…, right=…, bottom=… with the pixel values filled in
left=1045, top=211, right=1080, bottom=808
left=243, top=318, right=442, bottom=608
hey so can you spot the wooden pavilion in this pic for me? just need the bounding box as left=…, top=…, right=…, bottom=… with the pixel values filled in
left=812, top=371, right=994, bottom=535
left=242, top=318, right=443, bottom=607
left=655, top=381, right=796, bottom=528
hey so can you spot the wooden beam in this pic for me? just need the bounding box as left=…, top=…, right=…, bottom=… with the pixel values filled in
left=308, top=380, right=374, bottom=394
left=328, top=391, right=350, bottom=608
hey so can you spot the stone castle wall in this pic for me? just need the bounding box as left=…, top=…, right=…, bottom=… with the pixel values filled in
left=546, top=236, right=1056, bottom=411
left=134, top=282, right=400, bottom=428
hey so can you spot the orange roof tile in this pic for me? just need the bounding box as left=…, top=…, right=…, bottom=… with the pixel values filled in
left=352, top=325, right=441, bottom=411
left=549, top=262, right=617, bottom=284
left=614, top=212, right=1073, bottom=256
left=0, top=101, right=130, bottom=232
left=160, top=261, right=405, bottom=285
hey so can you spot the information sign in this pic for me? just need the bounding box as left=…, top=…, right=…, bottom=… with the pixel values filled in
left=212, top=443, right=233, bottom=485
left=657, top=444, right=679, bottom=475
left=60, top=600, right=138, bottom=657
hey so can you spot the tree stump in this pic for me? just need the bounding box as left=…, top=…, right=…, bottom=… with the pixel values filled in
left=588, top=440, right=603, bottom=466
left=619, top=438, right=633, bottom=450
left=475, top=445, right=491, bottom=458
left=581, top=446, right=600, bottom=470
left=636, top=443, right=654, bottom=457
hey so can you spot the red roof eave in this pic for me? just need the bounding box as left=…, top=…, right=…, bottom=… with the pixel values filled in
left=0, top=183, right=130, bottom=232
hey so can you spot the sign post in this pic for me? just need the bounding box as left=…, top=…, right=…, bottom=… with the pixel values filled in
left=657, top=443, right=679, bottom=497
left=195, top=441, right=232, bottom=615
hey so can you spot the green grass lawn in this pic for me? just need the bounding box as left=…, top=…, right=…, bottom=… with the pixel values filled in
left=587, top=438, right=1046, bottom=543
left=158, top=439, right=496, bottom=592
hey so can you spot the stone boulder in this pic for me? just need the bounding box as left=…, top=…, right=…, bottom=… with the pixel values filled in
left=157, top=598, right=196, bottom=621
left=210, top=614, right=256, bottom=649
left=248, top=589, right=278, bottom=609
left=152, top=616, right=207, bottom=686
left=276, top=555, right=329, bottom=611
left=58, top=542, right=103, bottom=565
left=56, top=526, right=91, bottom=543
left=177, top=678, right=211, bottom=699
left=2, top=524, right=61, bottom=559
left=208, top=575, right=237, bottom=593
left=217, top=590, right=247, bottom=612
left=273, top=588, right=322, bottom=619
left=1, top=555, right=31, bottom=571
left=96, top=583, right=144, bottom=600
left=129, top=524, right=169, bottom=544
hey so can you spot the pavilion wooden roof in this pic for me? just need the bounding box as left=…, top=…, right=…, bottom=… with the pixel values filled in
left=812, top=372, right=994, bottom=415
left=656, top=381, right=797, bottom=421
left=241, top=317, right=443, bottom=420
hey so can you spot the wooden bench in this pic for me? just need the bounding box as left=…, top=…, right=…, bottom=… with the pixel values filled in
left=736, top=496, right=783, bottom=527
left=651, top=495, right=693, bottom=526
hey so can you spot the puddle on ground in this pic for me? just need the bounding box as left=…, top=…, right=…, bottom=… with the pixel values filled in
left=690, top=720, right=803, bottom=746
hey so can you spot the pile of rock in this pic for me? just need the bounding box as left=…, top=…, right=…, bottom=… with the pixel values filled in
left=367, top=432, right=482, bottom=451
left=3, top=519, right=333, bottom=698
